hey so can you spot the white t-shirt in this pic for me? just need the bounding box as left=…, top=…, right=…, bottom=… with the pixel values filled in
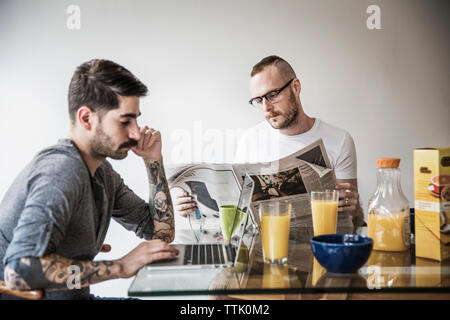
left=234, top=118, right=357, bottom=180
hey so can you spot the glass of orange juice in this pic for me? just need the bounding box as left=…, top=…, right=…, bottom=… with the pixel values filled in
left=311, top=190, right=339, bottom=236
left=259, top=201, right=291, bottom=264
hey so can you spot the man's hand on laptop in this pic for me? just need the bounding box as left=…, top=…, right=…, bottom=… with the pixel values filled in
left=115, top=240, right=179, bottom=278
left=170, top=186, right=197, bottom=218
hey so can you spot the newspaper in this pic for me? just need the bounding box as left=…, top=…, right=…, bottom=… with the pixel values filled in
left=167, top=139, right=353, bottom=242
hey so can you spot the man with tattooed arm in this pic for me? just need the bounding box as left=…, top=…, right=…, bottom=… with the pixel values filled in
left=0, top=59, right=178, bottom=299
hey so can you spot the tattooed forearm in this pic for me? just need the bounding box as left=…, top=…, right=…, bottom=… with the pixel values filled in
left=146, top=159, right=175, bottom=242
left=4, top=254, right=119, bottom=291
left=40, top=254, right=117, bottom=288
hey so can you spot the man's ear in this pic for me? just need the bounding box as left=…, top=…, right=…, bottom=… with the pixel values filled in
left=292, top=78, right=301, bottom=96
left=77, top=106, right=94, bottom=130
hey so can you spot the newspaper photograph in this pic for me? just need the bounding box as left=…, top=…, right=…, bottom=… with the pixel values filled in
left=168, top=139, right=353, bottom=242
left=168, top=164, right=242, bottom=233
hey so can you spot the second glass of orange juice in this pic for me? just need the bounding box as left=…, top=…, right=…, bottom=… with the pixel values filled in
left=311, top=190, right=339, bottom=236
left=259, top=201, right=291, bottom=264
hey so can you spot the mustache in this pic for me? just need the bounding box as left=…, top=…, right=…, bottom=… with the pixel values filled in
left=119, top=140, right=138, bottom=149
left=265, top=111, right=281, bottom=120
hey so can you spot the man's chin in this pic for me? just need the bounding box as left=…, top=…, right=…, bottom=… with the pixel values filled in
left=268, top=117, right=286, bottom=129
left=268, top=114, right=298, bottom=130
left=108, top=150, right=129, bottom=160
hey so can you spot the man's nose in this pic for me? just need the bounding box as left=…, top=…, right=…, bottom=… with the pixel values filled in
left=129, top=123, right=141, bottom=141
left=262, top=97, right=273, bottom=112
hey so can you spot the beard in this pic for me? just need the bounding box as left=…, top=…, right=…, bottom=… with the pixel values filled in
left=265, top=91, right=299, bottom=130
left=90, top=126, right=137, bottom=160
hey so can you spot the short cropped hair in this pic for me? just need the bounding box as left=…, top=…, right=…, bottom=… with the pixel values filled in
left=250, top=55, right=297, bottom=81
left=68, top=59, right=148, bottom=123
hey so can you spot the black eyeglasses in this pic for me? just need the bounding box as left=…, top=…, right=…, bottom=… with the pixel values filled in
left=248, top=78, right=294, bottom=107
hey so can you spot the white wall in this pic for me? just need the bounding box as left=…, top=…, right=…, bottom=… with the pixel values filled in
left=0, top=0, right=448, bottom=297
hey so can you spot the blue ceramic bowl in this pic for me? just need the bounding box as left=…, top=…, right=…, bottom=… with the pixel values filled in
left=310, top=234, right=373, bottom=274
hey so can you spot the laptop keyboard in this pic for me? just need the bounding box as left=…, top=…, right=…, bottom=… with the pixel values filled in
left=184, top=244, right=229, bottom=265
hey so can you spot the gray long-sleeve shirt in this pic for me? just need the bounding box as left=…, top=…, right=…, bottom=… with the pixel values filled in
left=0, top=139, right=154, bottom=299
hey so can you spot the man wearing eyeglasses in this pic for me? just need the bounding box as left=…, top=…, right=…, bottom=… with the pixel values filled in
left=173, top=55, right=365, bottom=231
left=239, top=55, right=364, bottom=229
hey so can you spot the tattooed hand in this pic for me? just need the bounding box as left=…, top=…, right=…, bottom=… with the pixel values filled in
left=132, top=126, right=162, bottom=162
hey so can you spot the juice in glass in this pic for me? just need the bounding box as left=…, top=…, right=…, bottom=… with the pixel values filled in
left=311, top=191, right=339, bottom=236
left=367, top=158, right=411, bottom=253
left=259, top=201, right=291, bottom=264
left=368, top=210, right=410, bottom=251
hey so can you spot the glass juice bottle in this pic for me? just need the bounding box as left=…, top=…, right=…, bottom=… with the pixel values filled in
left=368, top=158, right=410, bottom=252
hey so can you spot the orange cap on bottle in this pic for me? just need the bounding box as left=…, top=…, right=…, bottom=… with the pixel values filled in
left=376, top=158, right=400, bottom=168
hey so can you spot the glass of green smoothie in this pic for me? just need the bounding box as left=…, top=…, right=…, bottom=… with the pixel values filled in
left=219, top=205, right=246, bottom=244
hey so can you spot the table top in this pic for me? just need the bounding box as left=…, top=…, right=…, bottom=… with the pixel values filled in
left=128, top=229, right=450, bottom=297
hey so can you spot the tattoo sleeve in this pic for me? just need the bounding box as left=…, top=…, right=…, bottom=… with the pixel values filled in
left=4, top=254, right=119, bottom=291
left=146, top=159, right=175, bottom=242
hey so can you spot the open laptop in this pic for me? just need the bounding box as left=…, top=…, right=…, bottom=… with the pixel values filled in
left=146, top=173, right=255, bottom=270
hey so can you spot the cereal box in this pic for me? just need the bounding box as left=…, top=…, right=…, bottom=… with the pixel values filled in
left=414, top=147, right=450, bottom=261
